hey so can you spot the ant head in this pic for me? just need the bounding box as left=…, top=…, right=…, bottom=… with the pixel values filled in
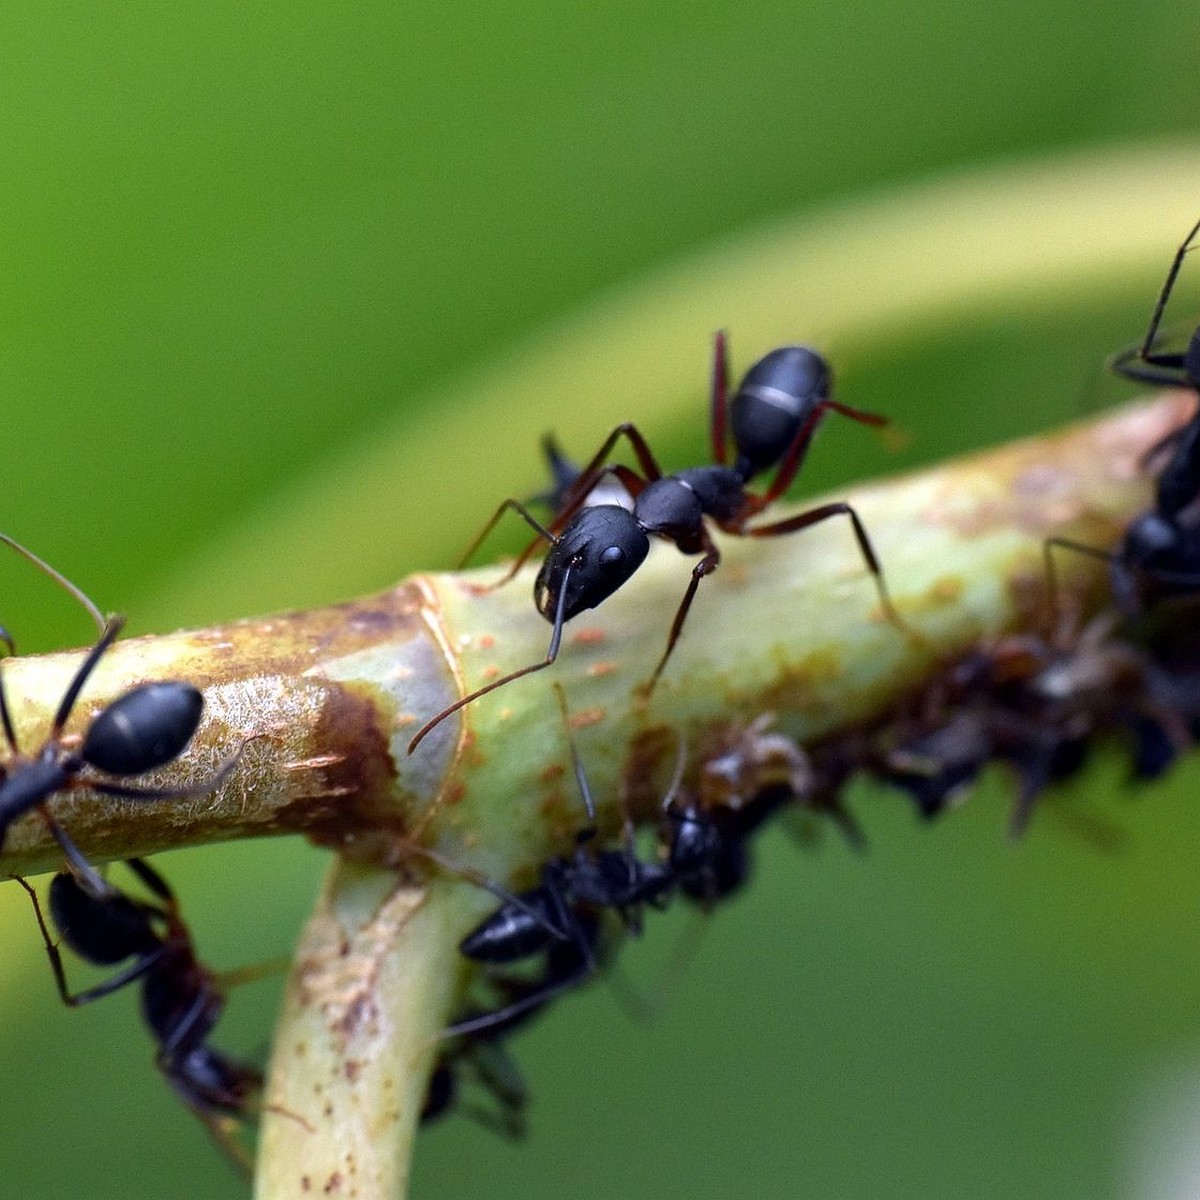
left=81, top=681, right=204, bottom=777
left=730, top=346, right=832, bottom=477
left=48, top=871, right=162, bottom=964
left=534, top=506, right=649, bottom=622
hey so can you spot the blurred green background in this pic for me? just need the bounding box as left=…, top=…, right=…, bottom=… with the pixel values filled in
left=3, top=1, right=1200, bottom=1197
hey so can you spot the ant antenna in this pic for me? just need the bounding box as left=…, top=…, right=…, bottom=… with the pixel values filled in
left=408, top=561, right=576, bottom=754
left=0, top=534, right=106, bottom=634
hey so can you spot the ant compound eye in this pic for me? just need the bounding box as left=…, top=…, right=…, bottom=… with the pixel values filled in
left=599, top=545, right=625, bottom=571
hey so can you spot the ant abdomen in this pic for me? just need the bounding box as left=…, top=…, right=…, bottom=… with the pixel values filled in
left=730, top=345, right=832, bottom=479
left=82, top=681, right=204, bottom=776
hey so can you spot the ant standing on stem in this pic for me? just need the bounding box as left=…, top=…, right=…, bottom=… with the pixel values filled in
left=0, top=534, right=244, bottom=891
left=17, top=859, right=290, bottom=1173
left=1046, top=216, right=1200, bottom=612
left=409, top=333, right=908, bottom=753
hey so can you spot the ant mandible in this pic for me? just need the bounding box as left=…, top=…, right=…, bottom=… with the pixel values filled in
left=17, top=859, right=271, bottom=1172
left=0, top=534, right=241, bottom=889
left=409, top=332, right=904, bottom=752
left=1046, top=216, right=1200, bottom=611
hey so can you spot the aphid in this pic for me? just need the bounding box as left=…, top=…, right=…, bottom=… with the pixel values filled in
left=876, top=613, right=1188, bottom=835
left=18, top=860, right=268, bottom=1172
left=0, top=535, right=240, bottom=887
left=409, top=333, right=903, bottom=752
left=1048, top=217, right=1200, bottom=612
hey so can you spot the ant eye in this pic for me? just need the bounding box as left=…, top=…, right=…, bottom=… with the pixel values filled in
left=599, top=545, right=625, bottom=570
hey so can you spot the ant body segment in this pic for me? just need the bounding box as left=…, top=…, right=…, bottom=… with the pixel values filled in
left=409, top=333, right=904, bottom=752
left=18, top=860, right=268, bottom=1171
left=0, top=535, right=241, bottom=884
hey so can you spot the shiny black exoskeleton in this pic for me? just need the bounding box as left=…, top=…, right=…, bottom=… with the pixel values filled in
left=0, top=614, right=238, bottom=885
left=409, top=333, right=901, bottom=752
left=18, top=860, right=263, bottom=1171
left=1049, top=217, right=1200, bottom=611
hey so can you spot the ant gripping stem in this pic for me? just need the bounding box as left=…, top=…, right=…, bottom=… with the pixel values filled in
left=1046, top=217, right=1200, bottom=615
left=444, top=685, right=675, bottom=1038
left=17, top=861, right=273, bottom=1174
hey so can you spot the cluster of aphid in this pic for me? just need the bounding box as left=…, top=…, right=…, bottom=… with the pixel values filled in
left=9, top=216, right=1200, bottom=1172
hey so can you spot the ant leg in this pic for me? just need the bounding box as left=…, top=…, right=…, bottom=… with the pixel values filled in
left=1108, top=346, right=1189, bottom=389
left=408, top=561, right=577, bottom=754
left=757, top=400, right=888, bottom=507
left=0, top=535, right=106, bottom=635
left=460, top=1040, right=529, bottom=1137
left=746, top=501, right=907, bottom=633
left=42, top=813, right=111, bottom=899
left=80, top=738, right=249, bottom=803
left=1132, top=215, right=1200, bottom=368
left=710, top=330, right=730, bottom=466
left=124, top=857, right=175, bottom=905
left=50, top=616, right=126, bottom=736
left=194, top=1112, right=256, bottom=1180
left=555, top=423, right=666, bottom=520
left=15, top=877, right=164, bottom=1006
left=457, top=498, right=557, bottom=592
left=1042, top=536, right=1115, bottom=628
left=212, top=956, right=294, bottom=989
left=639, top=541, right=722, bottom=698
left=445, top=946, right=592, bottom=1040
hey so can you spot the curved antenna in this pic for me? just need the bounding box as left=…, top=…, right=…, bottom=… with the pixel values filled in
left=407, top=562, right=575, bottom=755
left=0, top=534, right=106, bottom=634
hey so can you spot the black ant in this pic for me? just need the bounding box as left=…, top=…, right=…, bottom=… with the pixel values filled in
left=0, top=534, right=241, bottom=888
left=442, top=688, right=678, bottom=1037
left=17, top=859, right=277, bottom=1172
left=1047, top=217, right=1200, bottom=613
left=408, top=333, right=905, bottom=752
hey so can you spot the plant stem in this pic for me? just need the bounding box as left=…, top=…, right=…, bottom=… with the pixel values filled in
left=0, top=394, right=1187, bottom=1196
